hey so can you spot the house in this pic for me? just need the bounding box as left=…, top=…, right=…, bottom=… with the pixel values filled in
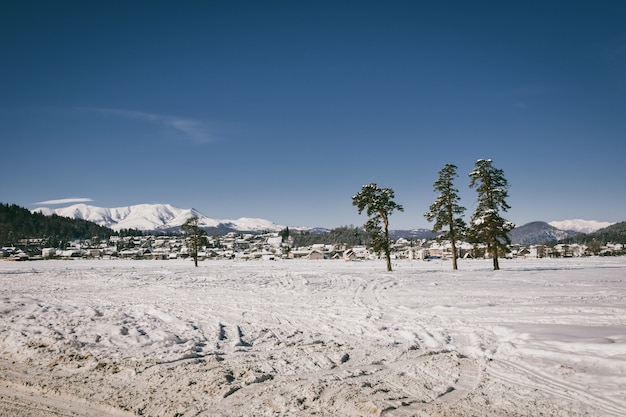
left=426, top=247, right=444, bottom=259
left=266, top=236, right=282, bottom=247
left=12, top=250, right=29, bottom=261
left=525, top=245, right=543, bottom=258
left=343, top=249, right=358, bottom=261
left=343, top=246, right=369, bottom=261
left=413, top=248, right=429, bottom=260
left=119, top=249, right=143, bottom=259
left=290, top=249, right=313, bottom=259
left=308, top=250, right=325, bottom=260
left=59, top=250, right=83, bottom=258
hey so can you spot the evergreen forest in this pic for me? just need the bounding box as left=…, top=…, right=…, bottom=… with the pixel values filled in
left=0, top=203, right=115, bottom=247
left=562, top=221, right=626, bottom=245
left=292, top=226, right=369, bottom=247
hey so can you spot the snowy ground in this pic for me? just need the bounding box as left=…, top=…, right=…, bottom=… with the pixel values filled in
left=0, top=257, right=625, bottom=417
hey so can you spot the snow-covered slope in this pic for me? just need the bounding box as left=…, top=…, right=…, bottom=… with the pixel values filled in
left=548, top=219, right=614, bottom=234
left=33, top=203, right=284, bottom=233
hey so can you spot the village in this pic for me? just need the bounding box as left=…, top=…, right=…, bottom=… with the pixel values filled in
left=2, top=231, right=623, bottom=262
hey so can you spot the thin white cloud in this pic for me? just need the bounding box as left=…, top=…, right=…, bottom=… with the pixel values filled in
left=168, top=118, right=211, bottom=143
left=35, top=197, right=94, bottom=205
left=88, top=108, right=213, bottom=144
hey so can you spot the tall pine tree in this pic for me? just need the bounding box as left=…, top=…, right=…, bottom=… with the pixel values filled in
left=468, top=159, right=515, bottom=270
left=424, top=164, right=467, bottom=270
left=352, top=183, right=404, bottom=271
left=181, top=216, right=206, bottom=267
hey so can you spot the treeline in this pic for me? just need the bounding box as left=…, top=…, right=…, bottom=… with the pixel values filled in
left=292, top=226, right=370, bottom=247
left=0, top=203, right=115, bottom=247
left=561, top=221, right=626, bottom=245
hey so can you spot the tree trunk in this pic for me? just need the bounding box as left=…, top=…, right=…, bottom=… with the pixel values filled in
left=491, top=241, right=500, bottom=270
left=383, top=214, right=392, bottom=272
left=451, top=238, right=458, bottom=270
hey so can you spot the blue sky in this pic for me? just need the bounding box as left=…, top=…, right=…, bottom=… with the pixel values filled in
left=1, top=1, right=625, bottom=229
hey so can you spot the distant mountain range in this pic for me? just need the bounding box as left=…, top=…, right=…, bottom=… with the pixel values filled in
left=33, top=204, right=285, bottom=234
left=547, top=219, right=614, bottom=234
left=33, top=203, right=615, bottom=244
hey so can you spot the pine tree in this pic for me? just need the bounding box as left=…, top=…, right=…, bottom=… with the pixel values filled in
left=279, top=227, right=290, bottom=242
left=468, top=159, right=515, bottom=270
left=181, top=216, right=206, bottom=267
left=352, top=183, right=404, bottom=271
left=425, top=164, right=467, bottom=270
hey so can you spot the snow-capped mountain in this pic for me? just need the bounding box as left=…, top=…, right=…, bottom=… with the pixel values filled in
left=548, top=219, right=615, bottom=234
left=33, top=204, right=284, bottom=233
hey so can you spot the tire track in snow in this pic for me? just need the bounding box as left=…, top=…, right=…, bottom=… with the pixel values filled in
left=208, top=269, right=485, bottom=415
left=4, top=259, right=623, bottom=416
left=489, top=358, right=626, bottom=416
left=0, top=378, right=134, bottom=417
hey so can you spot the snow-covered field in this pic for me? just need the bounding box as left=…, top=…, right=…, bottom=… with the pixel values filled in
left=0, top=257, right=625, bottom=417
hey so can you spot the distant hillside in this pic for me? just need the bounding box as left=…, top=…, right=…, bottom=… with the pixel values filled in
left=509, top=221, right=582, bottom=245
left=293, top=226, right=367, bottom=247
left=390, top=229, right=437, bottom=240
left=0, top=202, right=115, bottom=247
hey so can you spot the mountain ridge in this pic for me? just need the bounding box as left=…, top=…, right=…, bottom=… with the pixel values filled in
left=33, top=203, right=615, bottom=242
left=33, top=203, right=285, bottom=233
left=548, top=219, right=614, bottom=234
